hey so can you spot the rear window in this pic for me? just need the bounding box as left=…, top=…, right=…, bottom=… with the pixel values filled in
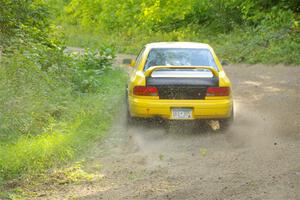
left=144, top=48, right=218, bottom=71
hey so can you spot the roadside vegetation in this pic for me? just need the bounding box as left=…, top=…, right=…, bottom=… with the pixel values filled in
left=0, top=0, right=126, bottom=189
left=55, top=0, right=300, bottom=64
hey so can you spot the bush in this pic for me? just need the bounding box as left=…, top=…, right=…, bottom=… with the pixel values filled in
left=69, top=47, right=116, bottom=93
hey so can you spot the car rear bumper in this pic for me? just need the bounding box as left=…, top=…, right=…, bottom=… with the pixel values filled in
left=128, top=96, right=233, bottom=120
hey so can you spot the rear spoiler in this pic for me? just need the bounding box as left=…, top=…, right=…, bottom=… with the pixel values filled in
left=144, top=66, right=219, bottom=78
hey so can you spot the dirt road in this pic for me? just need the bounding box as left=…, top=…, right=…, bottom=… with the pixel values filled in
left=37, top=64, right=300, bottom=200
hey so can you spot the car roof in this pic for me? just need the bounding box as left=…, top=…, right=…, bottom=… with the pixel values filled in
left=145, top=42, right=211, bottom=49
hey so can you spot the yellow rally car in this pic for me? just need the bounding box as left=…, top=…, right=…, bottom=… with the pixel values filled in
left=125, top=42, right=233, bottom=130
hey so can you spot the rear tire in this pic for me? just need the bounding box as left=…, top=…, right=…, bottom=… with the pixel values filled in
left=125, top=87, right=134, bottom=127
left=219, top=107, right=234, bottom=131
left=126, top=106, right=138, bottom=128
left=125, top=95, right=140, bottom=127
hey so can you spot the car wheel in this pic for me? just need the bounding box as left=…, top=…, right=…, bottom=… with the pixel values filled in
left=125, top=87, right=133, bottom=127
left=125, top=92, right=140, bottom=128
left=219, top=107, right=234, bottom=131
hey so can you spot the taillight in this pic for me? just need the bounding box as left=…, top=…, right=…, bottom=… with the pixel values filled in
left=206, top=87, right=230, bottom=96
left=133, top=86, right=158, bottom=96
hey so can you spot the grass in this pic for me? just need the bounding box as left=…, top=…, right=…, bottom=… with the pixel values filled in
left=0, top=68, right=127, bottom=183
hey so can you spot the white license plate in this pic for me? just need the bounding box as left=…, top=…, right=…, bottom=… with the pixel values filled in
left=171, top=108, right=193, bottom=119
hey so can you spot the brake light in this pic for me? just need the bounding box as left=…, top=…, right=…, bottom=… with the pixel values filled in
left=133, top=86, right=158, bottom=96
left=206, top=87, right=230, bottom=96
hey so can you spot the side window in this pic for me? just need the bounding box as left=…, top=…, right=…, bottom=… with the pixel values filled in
left=134, top=47, right=145, bottom=68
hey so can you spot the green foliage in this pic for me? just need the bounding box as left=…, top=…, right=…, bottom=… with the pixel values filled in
left=0, top=0, right=54, bottom=49
left=0, top=53, right=69, bottom=140
left=61, top=0, right=300, bottom=64
left=214, top=8, right=300, bottom=64
left=0, top=68, right=126, bottom=180
left=0, top=44, right=117, bottom=142
left=70, top=47, right=116, bottom=93
left=0, top=0, right=126, bottom=183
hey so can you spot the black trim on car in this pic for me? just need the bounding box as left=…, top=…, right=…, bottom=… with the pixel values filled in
left=146, top=77, right=219, bottom=100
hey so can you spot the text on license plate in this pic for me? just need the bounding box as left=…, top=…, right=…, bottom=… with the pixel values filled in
left=171, top=108, right=193, bottom=119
